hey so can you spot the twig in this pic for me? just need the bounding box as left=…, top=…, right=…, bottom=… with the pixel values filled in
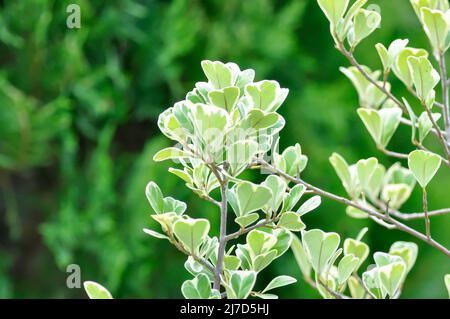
left=257, top=159, right=450, bottom=257
left=213, top=180, right=228, bottom=291
left=422, top=188, right=431, bottom=240
left=438, top=53, right=450, bottom=140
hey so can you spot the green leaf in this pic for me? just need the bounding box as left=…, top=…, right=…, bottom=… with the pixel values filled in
left=357, top=108, right=401, bottom=148
left=173, top=218, right=210, bottom=254
left=418, top=112, right=441, bottom=143
left=252, top=249, right=278, bottom=272
left=291, top=235, right=312, bottom=279
left=381, top=184, right=413, bottom=210
left=393, top=47, right=429, bottom=87
left=350, top=9, right=381, bottom=47
left=143, top=228, right=169, bottom=240
left=445, top=274, right=450, bottom=298
left=201, top=60, right=233, bottom=89
left=271, top=229, right=293, bottom=257
left=83, top=281, right=113, bottom=299
left=344, top=238, right=369, bottom=271
left=302, top=229, right=340, bottom=274
left=346, top=206, right=369, bottom=219
left=337, top=254, right=360, bottom=285
left=262, top=276, right=297, bottom=293
left=329, top=152, right=356, bottom=197
left=225, top=271, right=257, bottom=299
left=378, top=262, right=407, bottom=297
left=208, top=86, right=240, bottom=112
left=282, top=184, right=306, bottom=212
left=235, top=181, right=272, bottom=216
left=389, top=241, right=418, bottom=272
left=407, top=56, right=440, bottom=102
left=297, top=195, right=321, bottom=216
left=317, top=0, right=350, bottom=26
left=376, top=39, right=409, bottom=72
left=240, top=109, right=280, bottom=130
left=235, top=213, right=259, bottom=228
left=145, top=181, right=164, bottom=214
left=247, top=230, right=277, bottom=256
left=245, top=80, right=288, bottom=112
left=375, top=43, right=389, bottom=72
left=421, top=7, right=449, bottom=52
left=153, top=147, right=190, bottom=162
left=357, top=108, right=382, bottom=145
left=277, top=212, right=306, bottom=231
left=181, top=274, right=214, bottom=299
left=227, top=140, right=259, bottom=177
left=224, top=255, right=241, bottom=271
left=262, top=175, right=287, bottom=214
left=356, top=157, right=378, bottom=189
left=253, top=292, right=278, bottom=299
left=408, top=150, right=442, bottom=188
left=373, top=252, right=404, bottom=267
left=348, top=276, right=366, bottom=299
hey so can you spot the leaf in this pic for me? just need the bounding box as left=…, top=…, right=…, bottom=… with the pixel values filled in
left=235, top=213, right=259, bottom=228
left=378, top=262, right=407, bottom=297
left=376, top=39, right=409, bottom=72
left=262, top=175, right=287, bottom=214
left=346, top=206, right=369, bottom=219
left=271, top=229, right=293, bottom=257
left=201, top=60, right=233, bottom=89
left=357, top=108, right=382, bottom=145
left=153, top=147, right=190, bottom=162
left=181, top=274, right=213, bottom=299
left=253, top=292, right=278, bottom=299
left=227, top=140, right=259, bottom=177
left=337, top=254, right=360, bottom=285
left=356, top=157, right=378, bottom=189
left=245, top=80, right=288, bottom=112
left=362, top=267, right=384, bottom=299
left=375, top=43, right=389, bottom=72
left=373, top=252, right=404, bottom=267
left=208, top=86, right=240, bottom=112
left=224, top=255, right=241, bottom=271
left=173, top=218, right=210, bottom=254
left=291, top=235, right=312, bottom=279
left=421, top=7, right=449, bottom=52
left=381, top=184, right=413, bottom=210
left=225, top=271, right=257, bottom=299
left=235, top=181, right=272, bottom=216
left=329, top=152, right=356, bottom=196
left=252, top=249, right=278, bottom=272
left=282, top=184, right=306, bottom=212
left=418, top=112, right=441, bottom=143
left=277, top=212, right=305, bottom=231
left=407, top=56, right=440, bottom=102
left=240, top=109, right=280, bottom=130
left=262, top=276, right=297, bottom=293
left=350, top=9, right=381, bottom=47
left=302, top=229, right=340, bottom=274
left=297, top=195, right=321, bottom=216
left=344, top=238, right=369, bottom=270
left=445, top=274, right=450, bottom=298
left=143, top=228, right=169, bottom=240
left=393, top=47, right=429, bottom=87
left=317, top=0, right=350, bottom=26
left=379, top=107, right=402, bottom=147
left=83, top=281, right=113, bottom=299
left=408, top=150, right=442, bottom=188
left=247, top=230, right=277, bottom=256
left=163, top=196, right=187, bottom=215
left=348, top=276, right=366, bottom=299
left=389, top=241, right=418, bottom=272
left=145, top=181, right=164, bottom=214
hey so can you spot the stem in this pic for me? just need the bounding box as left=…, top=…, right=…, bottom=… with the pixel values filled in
left=257, top=160, right=450, bottom=258
left=421, top=99, right=450, bottom=161
left=213, top=181, right=228, bottom=291
left=422, top=188, right=431, bottom=240
left=438, top=53, right=450, bottom=140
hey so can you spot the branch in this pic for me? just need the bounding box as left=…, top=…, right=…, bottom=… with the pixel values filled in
left=173, top=241, right=215, bottom=274
left=374, top=200, right=450, bottom=220
left=438, top=53, right=450, bottom=141
left=213, top=180, right=228, bottom=291
left=257, top=159, right=450, bottom=258
left=224, top=217, right=279, bottom=242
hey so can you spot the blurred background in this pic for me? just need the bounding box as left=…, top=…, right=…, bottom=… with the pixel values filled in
left=0, top=0, right=449, bottom=298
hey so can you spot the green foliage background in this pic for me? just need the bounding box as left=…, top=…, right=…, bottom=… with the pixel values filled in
left=0, top=0, right=448, bottom=298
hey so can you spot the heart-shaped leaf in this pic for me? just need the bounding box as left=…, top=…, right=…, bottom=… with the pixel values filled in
left=317, top=0, right=350, bottom=26
left=302, top=229, right=340, bottom=274
left=247, top=230, right=277, bottom=256
left=421, top=7, right=449, bottom=52
left=252, top=249, right=278, bottom=272
left=240, top=109, right=280, bottom=130
left=201, top=60, right=233, bottom=89
left=245, top=80, right=288, bottom=112
left=348, top=276, right=366, bottom=299
left=418, top=112, right=441, bottom=143
left=262, top=175, right=287, bottom=214
left=227, top=140, right=259, bottom=177
left=208, top=86, right=240, bottom=112
left=181, top=274, right=217, bottom=299
left=224, top=255, right=241, bottom=271
left=83, top=281, right=113, bottom=299
left=389, top=241, right=418, bottom=272
left=408, top=150, right=442, bottom=188
left=291, top=235, right=312, bottom=279
left=153, top=147, right=190, bottom=162
left=350, top=9, right=381, bottom=47
left=378, top=262, right=407, bottom=297
left=356, top=157, right=378, bottom=189
left=407, top=56, right=440, bottom=102
left=282, top=184, right=306, bottom=212
left=173, top=218, right=210, bottom=254
left=393, top=47, right=429, bottom=87
left=225, top=270, right=257, bottom=299
left=344, top=238, right=369, bottom=270
left=235, top=181, right=272, bottom=216
left=277, top=212, right=305, bottom=231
